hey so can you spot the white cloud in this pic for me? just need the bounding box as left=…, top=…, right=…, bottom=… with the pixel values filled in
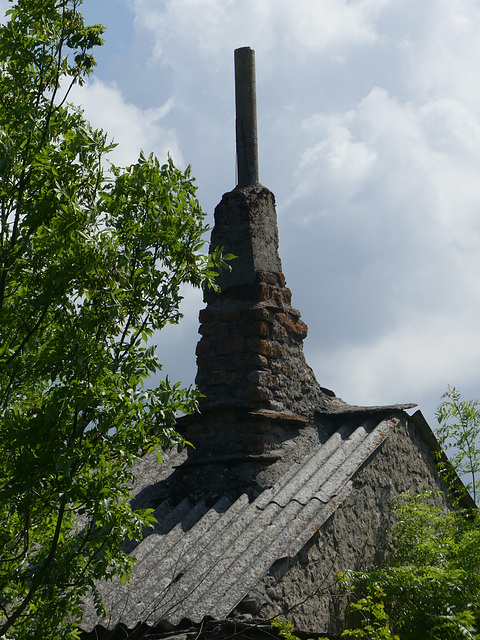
left=288, top=84, right=480, bottom=247
left=404, top=0, right=480, bottom=104
left=0, top=1, right=9, bottom=21
left=282, top=0, right=389, bottom=56
left=133, top=0, right=389, bottom=64
left=279, top=66, right=480, bottom=424
left=312, top=310, right=480, bottom=409
left=291, top=113, right=377, bottom=210
left=68, top=78, right=183, bottom=168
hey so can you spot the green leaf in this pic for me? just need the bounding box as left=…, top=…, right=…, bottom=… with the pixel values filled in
left=0, top=1, right=229, bottom=637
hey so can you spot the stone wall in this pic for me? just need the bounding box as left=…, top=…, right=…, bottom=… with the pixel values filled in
left=196, top=269, right=334, bottom=415
left=242, top=415, right=452, bottom=634
left=195, top=184, right=340, bottom=417
left=206, top=185, right=282, bottom=292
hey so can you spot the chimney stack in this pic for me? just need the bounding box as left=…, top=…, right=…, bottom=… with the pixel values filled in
left=235, top=47, right=259, bottom=187
left=195, top=48, right=334, bottom=420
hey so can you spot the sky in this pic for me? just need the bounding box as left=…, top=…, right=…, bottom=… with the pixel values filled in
left=13, top=0, right=480, bottom=428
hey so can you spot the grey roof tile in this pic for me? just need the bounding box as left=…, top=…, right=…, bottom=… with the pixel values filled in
left=82, top=417, right=399, bottom=633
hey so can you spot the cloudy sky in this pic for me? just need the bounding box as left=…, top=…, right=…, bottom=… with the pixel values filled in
left=35, top=0, right=480, bottom=427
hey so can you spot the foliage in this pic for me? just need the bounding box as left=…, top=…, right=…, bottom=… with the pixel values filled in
left=435, top=385, right=480, bottom=504
left=0, top=0, right=224, bottom=637
left=342, top=387, right=480, bottom=639
left=341, top=584, right=399, bottom=640
left=271, top=617, right=314, bottom=640
left=343, top=493, right=480, bottom=639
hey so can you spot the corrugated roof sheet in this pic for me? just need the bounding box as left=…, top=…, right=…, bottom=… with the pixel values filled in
left=81, top=416, right=399, bottom=633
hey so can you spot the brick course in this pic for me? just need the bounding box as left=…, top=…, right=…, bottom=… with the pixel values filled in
left=195, top=185, right=337, bottom=416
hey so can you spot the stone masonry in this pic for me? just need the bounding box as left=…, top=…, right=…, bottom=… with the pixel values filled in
left=195, top=185, right=340, bottom=417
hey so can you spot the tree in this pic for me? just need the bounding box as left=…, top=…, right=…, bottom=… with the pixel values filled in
left=342, top=494, right=480, bottom=639
left=435, top=385, right=480, bottom=504
left=341, top=390, right=480, bottom=640
left=0, top=1, right=224, bottom=637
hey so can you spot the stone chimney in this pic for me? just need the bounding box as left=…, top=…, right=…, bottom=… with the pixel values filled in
left=195, top=48, right=338, bottom=419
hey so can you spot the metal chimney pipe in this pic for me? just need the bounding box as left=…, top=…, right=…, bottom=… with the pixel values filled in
left=234, top=47, right=259, bottom=186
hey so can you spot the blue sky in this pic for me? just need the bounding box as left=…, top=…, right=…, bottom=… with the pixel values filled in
left=14, top=0, right=480, bottom=427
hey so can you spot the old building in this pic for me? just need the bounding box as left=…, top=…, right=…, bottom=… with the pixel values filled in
left=81, top=48, right=472, bottom=640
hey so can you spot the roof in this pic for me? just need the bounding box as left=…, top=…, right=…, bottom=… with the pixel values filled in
left=81, top=413, right=402, bottom=635
left=96, top=618, right=342, bottom=640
